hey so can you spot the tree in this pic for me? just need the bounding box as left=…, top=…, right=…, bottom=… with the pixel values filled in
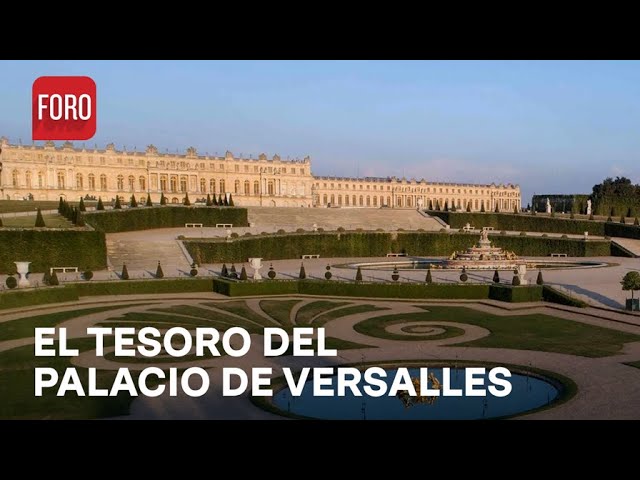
left=49, top=270, right=59, bottom=286
left=620, top=215, right=626, bottom=224
left=355, top=266, right=363, bottom=282
left=621, top=271, right=640, bottom=300
left=114, top=196, right=122, bottom=210
left=536, top=270, right=544, bottom=285
left=467, top=202, right=472, bottom=212
left=428, top=199, right=433, bottom=210
left=444, top=201, right=449, bottom=212
left=35, top=208, right=46, bottom=227
left=223, top=194, right=229, bottom=207
left=183, top=192, right=191, bottom=206
left=299, top=263, right=307, bottom=280
left=493, top=269, right=500, bottom=283
left=130, top=195, right=138, bottom=208
left=146, top=195, right=153, bottom=207
left=512, top=275, right=521, bottom=286
left=160, top=192, right=167, bottom=205
left=480, top=201, right=485, bottom=213
left=58, top=197, right=64, bottom=214
left=610, top=206, right=616, bottom=217
left=220, top=263, right=228, bottom=277
left=121, top=263, right=129, bottom=280
left=0, top=216, right=3, bottom=227
left=71, top=207, right=78, bottom=224
left=42, top=268, right=51, bottom=286
left=569, top=211, right=575, bottom=219
left=228, top=194, right=235, bottom=207
left=97, top=197, right=105, bottom=211
left=426, top=267, right=433, bottom=284
left=212, top=194, right=219, bottom=206
left=607, top=215, right=613, bottom=222
left=218, top=194, right=224, bottom=206
left=239, top=266, right=248, bottom=280
left=76, top=212, right=85, bottom=227
left=206, top=194, right=213, bottom=207
left=79, top=197, right=86, bottom=212
left=494, top=202, right=500, bottom=213
left=155, top=261, right=164, bottom=279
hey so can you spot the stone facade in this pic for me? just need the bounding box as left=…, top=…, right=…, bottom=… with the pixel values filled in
left=0, top=138, right=521, bottom=211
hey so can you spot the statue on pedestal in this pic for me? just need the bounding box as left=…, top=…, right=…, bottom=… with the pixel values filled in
left=586, top=199, right=592, bottom=215
left=546, top=198, right=552, bottom=214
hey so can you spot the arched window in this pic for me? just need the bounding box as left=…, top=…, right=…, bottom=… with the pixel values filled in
left=12, top=170, right=19, bottom=187
left=359, top=195, right=363, bottom=206
left=210, top=179, right=216, bottom=193
left=373, top=196, right=378, bottom=207
left=88, top=174, right=95, bottom=190
left=160, top=176, right=168, bottom=192
left=234, top=180, right=240, bottom=194
left=38, top=172, right=44, bottom=188
left=117, top=175, right=124, bottom=191
left=337, top=195, right=342, bottom=205
left=366, top=195, right=371, bottom=206
left=352, top=195, right=357, bottom=206
left=322, top=194, right=328, bottom=205
left=128, top=175, right=135, bottom=191
left=76, top=173, right=83, bottom=189
left=345, top=195, right=350, bottom=206
left=140, top=176, right=147, bottom=191
left=475, top=199, right=479, bottom=210
left=254, top=181, right=259, bottom=195
left=219, top=179, right=225, bottom=193
left=244, top=180, right=250, bottom=195
left=407, top=197, right=412, bottom=207
left=26, top=171, right=32, bottom=189
left=397, top=196, right=403, bottom=207
left=171, top=197, right=179, bottom=204
left=180, top=176, right=187, bottom=192
left=170, top=177, right=177, bottom=192
left=386, top=196, right=391, bottom=207
left=57, top=171, right=65, bottom=189
left=330, top=194, right=335, bottom=205
left=100, top=174, right=107, bottom=191
left=267, top=181, right=274, bottom=195
left=199, top=178, right=206, bottom=193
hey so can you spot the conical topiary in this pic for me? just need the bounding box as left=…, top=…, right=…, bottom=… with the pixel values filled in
left=121, top=263, right=129, bottom=280
left=239, top=266, right=248, bottom=280
left=206, top=194, right=213, bottom=206
left=391, top=267, right=399, bottom=282
left=607, top=216, right=613, bottom=222
left=114, top=196, right=122, bottom=210
left=146, top=195, right=153, bottom=207
left=228, top=194, right=235, bottom=206
left=42, top=268, right=51, bottom=286
left=183, top=192, right=191, bottom=206
left=76, top=213, right=85, bottom=227
left=49, top=270, right=59, bottom=286
left=493, top=269, right=500, bottom=283
left=58, top=197, right=64, bottom=213
left=459, top=266, right=468, bottom=282
left=494, top=203, right=500, bottom=213
left=356, top=266, right=363, bottom=282
left=512, top=275, right=521, bottom=286
left=79, top=197, right=86, bottom=212
left=130, top=195, right=138, bottom=208
left=97, top=197, right=105, bottom=210
left=218, top=194, right=224, bottom=206
left=221, top=263, right=228, bottom=277
left=35, top=208, right=46, bottom=227
left=155, top=261, right=164, bottom=279
left=325, top=264, right=332, bottom=280
left=212, top=194, right=219, bottom=206
left=71, top=207, right=78, bottom=224
left=480, top=201, right=485, bottom=213
left=223, top=194, right=229, bottom=207
left=299, top=263, right=307, bottom=280
left=160, top=192, right=167, bottom=205
left=467, top=202, right=472, bottom=212
left=426, top=267, right=433, bottom=284
left=536, top=270, right=544, bottom=285
left=267, top=263, right=276, bottom=279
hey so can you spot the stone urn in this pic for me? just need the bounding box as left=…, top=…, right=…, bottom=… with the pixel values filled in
left=14, top=261, right=31, bottom=288
left=248, top=257, right=263, bottom=280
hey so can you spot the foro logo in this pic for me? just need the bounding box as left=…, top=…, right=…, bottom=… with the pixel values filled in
left=32, top=76, right=97, bottom=141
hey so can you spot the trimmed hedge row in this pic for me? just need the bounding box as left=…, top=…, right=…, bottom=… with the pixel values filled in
left=84, top=206, right=248, bottom=232
left=429, top=211, right=606, bottom=235
left=541, top=285, right=588, bottom=308
left=488, top=284, right=543, bottom=302
left=429, top=211, right=640, bottom=240
left=185, top=231, right=615, bottom=264
left=74, top=278, right=214, bottom=296
left=0, top=230, right=107, bottom=273
left=0, top=286, right=79, bottom=310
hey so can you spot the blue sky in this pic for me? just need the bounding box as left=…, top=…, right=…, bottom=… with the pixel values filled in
left=2, top=60, right=640, bottom=203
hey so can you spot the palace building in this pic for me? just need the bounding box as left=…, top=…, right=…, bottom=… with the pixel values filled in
left=0, top=138, right=521, bottom=211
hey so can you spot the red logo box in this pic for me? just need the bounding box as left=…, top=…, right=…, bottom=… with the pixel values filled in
left=32, top=76, right=97, bottom=141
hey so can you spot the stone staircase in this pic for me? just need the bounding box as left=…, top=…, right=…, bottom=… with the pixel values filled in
left=106, top=234, right=192, bottom=276
left=247, top=207, right=442, bottom=231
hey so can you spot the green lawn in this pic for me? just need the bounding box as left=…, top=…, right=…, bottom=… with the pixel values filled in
left=275, top=337, right=375, bottom=356
left=414, top=306, right=640, bottom=357
left=0, top=304, right=139, bottom=341
left=295, top=300, right=350, bottom=325
left=203, top=301, right=278, bottom=327
left=311, top=304, right=388, bottom=327
left=1, top=214, right=74, bottom=228
left=354, top=312, right=466, bottom=341
left=259, top=299, right=301, bottom=327
left=151, top=305, right=266, bottom=331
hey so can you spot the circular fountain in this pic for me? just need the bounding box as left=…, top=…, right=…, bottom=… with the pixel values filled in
left=444, top=229, right=525, bottom=270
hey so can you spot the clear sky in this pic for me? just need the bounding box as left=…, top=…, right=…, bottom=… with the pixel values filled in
left=2, top=60, right=639, bottom=204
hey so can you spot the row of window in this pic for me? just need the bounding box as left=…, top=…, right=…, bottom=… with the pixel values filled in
left=317, top=183, right=518, bottom=197
left=320, top=194, right=519, bottom=210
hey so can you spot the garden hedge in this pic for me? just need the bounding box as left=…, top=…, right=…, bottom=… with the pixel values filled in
left=541, top=285, right=588, bottom=308
left=0, top=229, right=107, bottom=273
left=0, top=286, right=79, bottom=310
left=84, top=206, right=248, bottom=232
left=185, top=231, right=615, bottom=264
left=74, top=278, right=214, bottom=296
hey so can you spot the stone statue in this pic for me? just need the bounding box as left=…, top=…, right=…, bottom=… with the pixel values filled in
left=587, top=199, right=592, bottom=215
left=546, top=198, right=551, bottom=214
